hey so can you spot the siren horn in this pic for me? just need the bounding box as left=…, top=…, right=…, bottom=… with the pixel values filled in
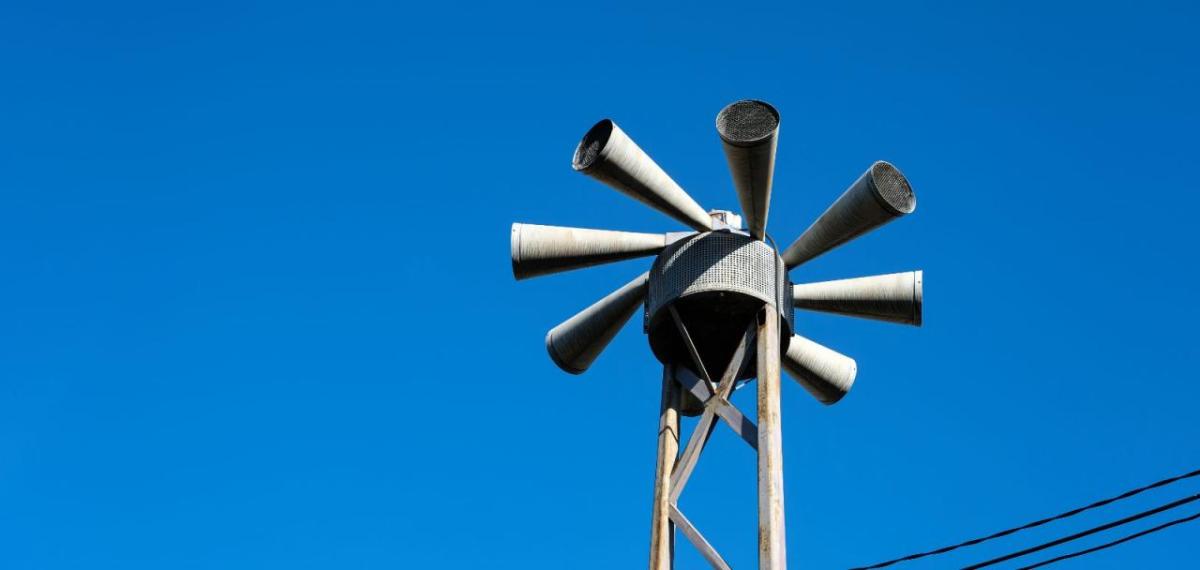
left=781, top=334, right=858, bottom=405
left=793, top=270, right=923, bottom=326
left=545, top=272, right=649, bottom=375
left=781, top=161, right=916, bottom=269
left=573, top=119, right=713, bottom=232
left=511, top=223, right=667, bottom=280
left=717, top=100, right=779, bottom=240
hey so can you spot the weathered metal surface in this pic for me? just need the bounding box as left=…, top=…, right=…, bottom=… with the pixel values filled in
left=781, top=333, right=858, bottom=405
left=792, top=270, right=923, bottom=326
left=510, top=223, right=666, bottom=280
left=648, top=232, right=786, bottom=323
left=757, top=306, right=787, bottom=569
left=670, top=403, right=719, bottom=504
left=545, top=272, right=648, bottom=374
left=573, top=119, right=713, bottom=232
left=507, top=104, right=928, bottom=570
left=715, top=400, right=758, bottom=451
left=670, top=504, right=731, bottom=570
left=674, top=365, right=713, bottom=402
left=670, top=322, right=755, bottom=503
left=649, top=367, right=681, bottom=570
left=781, top=161, right=916, bottom=269
left=674, top=356, right=758, bottom=450
left=646, top=231, right=792, bottom=378
left=717, top=100, right=779, bottom=240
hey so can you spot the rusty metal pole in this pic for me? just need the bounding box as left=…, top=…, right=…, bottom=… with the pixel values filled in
left=649, top=365, right=681, bottom=570
left=757, top=305, right=787, bottom=569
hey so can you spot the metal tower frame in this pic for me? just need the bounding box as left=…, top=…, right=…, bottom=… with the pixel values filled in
left=649, top=306, right=785, bottom=569
left=511, top=99, right=924, bottom=569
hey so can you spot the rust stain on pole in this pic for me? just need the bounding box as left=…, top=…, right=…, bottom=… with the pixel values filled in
left=649, top=366, right=681, bottom=570
left=757, top=305, right=787, bottom=569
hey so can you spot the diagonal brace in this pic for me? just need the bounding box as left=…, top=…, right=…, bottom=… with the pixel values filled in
left=675, top=366, right=758, bottom=450
left=670, top=504, right=732, bottom=570
left=669, top=305, right=717, bottom=395
left=669, top=319, right=757, bottom=503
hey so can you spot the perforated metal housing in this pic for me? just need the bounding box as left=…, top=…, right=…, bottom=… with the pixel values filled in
left=645, top=231, right=793, bottom=381
left=869, top=161, right=916, bottom=215
left=716, top=100, right=779, bottom=144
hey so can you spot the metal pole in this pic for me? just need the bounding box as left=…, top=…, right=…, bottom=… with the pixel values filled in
left=650, top=365, right=681, bottom=570
left=757, top=305, right=787, bottom=569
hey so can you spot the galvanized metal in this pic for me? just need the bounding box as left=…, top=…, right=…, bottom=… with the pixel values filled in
left=781, top=333, right=858, bottom=405
left=511, top=102, right=928, bottom=570
left=756, top=306, right=787, bottom=569
left=792, top=270, right=924, bottom=326
left=648, top=232, right=787, bottom=322
left=510, top=223, right=667, bottom=280
left=670, top=505, right=731, bottom=570
left=781, top=161, right=916, bottom=268
left=645, top=231, right=792, bottom=378
left=669, top=321, right=756, bottom=503
left=545, top=272, right=648, bottom=374
left=660, top=353, right=763, bottom=565
left=670, top=404, right=720, bottom=505
left=649, top=367, right=681, bottom=570
left=717, top=100, right=779, bottom=240
left=573, top=119, right=714, bottom=232
left=674, top=365, right=758, bottom=451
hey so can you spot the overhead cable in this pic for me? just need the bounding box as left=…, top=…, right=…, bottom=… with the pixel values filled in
left=963, top=493, right=1200, bottom=569
left=1017, top=510, right=1200, bottom=569
left=850, top=467, right=1200, bottom=569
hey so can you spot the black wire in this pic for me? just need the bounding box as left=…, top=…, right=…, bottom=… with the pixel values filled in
left=1017, top=510, right=1200, bottom=569
left=962, top=493, right=1200, bottom=569
left=849, top=467, right=1200, bottom=569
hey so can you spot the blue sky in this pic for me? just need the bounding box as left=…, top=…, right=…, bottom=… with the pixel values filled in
left=2, top=1, right=1198, bottom=568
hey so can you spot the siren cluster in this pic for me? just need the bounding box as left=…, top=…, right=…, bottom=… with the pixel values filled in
left=511, top=99, right=922, bottom=405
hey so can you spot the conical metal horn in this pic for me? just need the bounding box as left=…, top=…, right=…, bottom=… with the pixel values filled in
left=781, top=161, right=916, bottom=269
left=793, top=270, right=923, bottom=326
left=781, top=334, right=858, bottom=405
left=573, top=119, right=713, bottom=232
left=546, top=272, right=649, bottom=375
left=511, top=223, right=666, bottom=280
left=717, top=100, right=779, bottom=240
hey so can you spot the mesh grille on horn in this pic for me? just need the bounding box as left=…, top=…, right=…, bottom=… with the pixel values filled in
left=870, top=161, right=916, bottom=214
left=716, top=100, right=779, bottom=144
left=573, top=120, right=613, bottom=170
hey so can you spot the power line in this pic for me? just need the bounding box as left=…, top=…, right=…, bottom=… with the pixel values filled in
left=850, top=467, right=1200, bottom=569
left=1018, top=510, right=1200, bottom=569
left=962, top=493, right=1200, bottom=569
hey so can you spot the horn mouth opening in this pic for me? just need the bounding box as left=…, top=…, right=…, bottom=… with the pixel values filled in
left=716, top=100, right=779, bottom=146
left=572, top=119, right=615, bottom=171
left=870, top=161, right=916, bottom=215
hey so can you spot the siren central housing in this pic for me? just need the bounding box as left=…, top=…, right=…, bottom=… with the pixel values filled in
left=645, top=230, right=793, bottom=381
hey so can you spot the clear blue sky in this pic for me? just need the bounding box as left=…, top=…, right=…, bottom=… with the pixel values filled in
left=2, top=1, right=1198, bottom=568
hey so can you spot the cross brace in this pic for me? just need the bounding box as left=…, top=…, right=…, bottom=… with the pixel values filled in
left=650, top=311, right=775, bottom=569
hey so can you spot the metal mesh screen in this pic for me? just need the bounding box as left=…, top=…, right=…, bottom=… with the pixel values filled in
left=572, top=120, right=612, bottom=170
left=716, top=100, right=779, bottom=143
left=647, top=232, right=782, bottom=320
left=871, top=161, right=916, bottom=214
